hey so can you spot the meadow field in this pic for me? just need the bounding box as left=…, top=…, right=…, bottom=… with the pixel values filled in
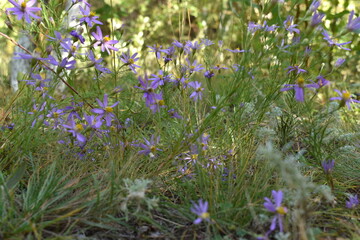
left=0, top=0, right=359, bottom=239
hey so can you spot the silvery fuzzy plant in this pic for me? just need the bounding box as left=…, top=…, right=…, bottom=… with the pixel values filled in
left=256, top=141, right=334, bottom=239
left=120, top=178, right=159, bottom=221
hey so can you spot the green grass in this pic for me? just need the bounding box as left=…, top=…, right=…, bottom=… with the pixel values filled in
left=0, top=0, right=360, bottom=239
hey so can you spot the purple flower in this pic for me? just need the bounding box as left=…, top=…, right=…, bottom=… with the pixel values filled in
left=62, top=101, right=83, bottom=121
left=248, top=22, right=262, bottom=33
left=1, top=123, right=15, bottom=131
left=149, top=70, right=172, bottom=88
left=212, top=64, right=228, bottom=71
left=313, top=75, right=330, bottom=88
left=329, top=89, right=360, bottom=109
left=23, top=73, right=51, bottom=91
left=172, top=74, right=188, bottom=87
left=188, top=81, right=204, bottom=101
left=204, top=70, right=215, bottom=79
left=283, top=16, right=300, bottom=34
left=148, top=44, right=163, bottom=59
left=84, top=114, right=102, bottom=129
left=149, top=92, right=166, bottom=113
left=347, top=10, right=360, bottom=32
left=305, top=46, right=312, bottom=56
left=281, top=77, right=318, bottom=102
left=91, top=94, right=119, bottom=126
left=70, top=29, right=85, bottom=44
left=322, top=30, right=351, bottom=51
left=185, top=41, right=203, bottom=52
left=311, top=11, right=325, bottom=27
left=226, top=48, right=246, bottom=53
left=120, top=50, right=141, bottom=73
left=59, top=57, right=76, bottom=69
left=87, top=50, right=111, bottom=74
left=160, top=46, right=176, bottom=63
left=334, top=58, right=345, bottom=67
left=40, top=55, right=76, bottom=70
left=63, top=119, right=86, bottom=143
left=47, top=31, right=70, bottom=49
left=248, top=21, right=280, bottom=33
left=263, top=21, right=279, bottom=32
left=28, top=101, right=46, bottom=127
left=72, top=0, right=91, bottom=7
left=200, top=133, right=210, bottom=150
left=168, top=109, right=182, bottom=119
left=346, top=195, right=359, bottom=209
left=7, top=0, right=41, bottom=24
left=286, top=65, right=307, bottom=75
left=277, top=39, right=291, bottom=53
left=92, top=26, right=119, bottom=54
left=309, top=0, right=321, bottom=12
left=190, top=199, right=210, bottom=224
left=45, top=107, right=64, bottom=129
left=201, top=39, right=214, bottom=46
left=184, top=59, right=204, bottom=74
left=134, top=75, right=158, bottom=107
left=78, top=6, right=103, bottom=27
left=264, top=190, right=288, bottom=233
left=136, top=135, right=162, bottom=156
left=172, top=40, right=187, bottom=53
left=14, top=52, right=37, bottom=60
left=321, top=159, right=335, bottom=173
left=61, top=41, right=80, bottom=57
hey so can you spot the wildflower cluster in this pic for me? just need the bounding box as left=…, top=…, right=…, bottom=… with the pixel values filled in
left=2, top=0, right=360, bottom=238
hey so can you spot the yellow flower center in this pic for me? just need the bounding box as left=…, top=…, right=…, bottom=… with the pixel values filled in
left=71, top=45, right=77, bottom=52
left=276, top=206, right=287, bottom=215
left=110, top=126, right=116, bottom=131
left=128, top=58, right=134, bottom=64
left=90, top=11, right=96, bottom=17
left=105, top=107, right=113, bottom=113
left=158, top=75, right=163, bottom=79
left=196, top=87, right=202, bottom=92
left=297, top=77, right=305, bottom=87
left=75, top=124, right=83, bottom=131
left=103, top=36, right=110, bottom=42
left=200, top=212, right=210, bottom=219
left=190, top=66, right=195, bottom=70
left=286, top=21, right=292, bottom=28
left=150, top=145, right=156, bottom=152
left=21, top=1, right=27, bottom=9
left=158, top=99, right=165, bottom=106
left=43, top=87, right=49, bottom=91
left=191, top=154, right=198, bottom=160
left=53, top=112, right=59, bottom=118
left=342, top=91, right=351, bottom=101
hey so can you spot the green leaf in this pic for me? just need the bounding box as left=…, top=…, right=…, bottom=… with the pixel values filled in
left=5, top=164, right=26, bottom=189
